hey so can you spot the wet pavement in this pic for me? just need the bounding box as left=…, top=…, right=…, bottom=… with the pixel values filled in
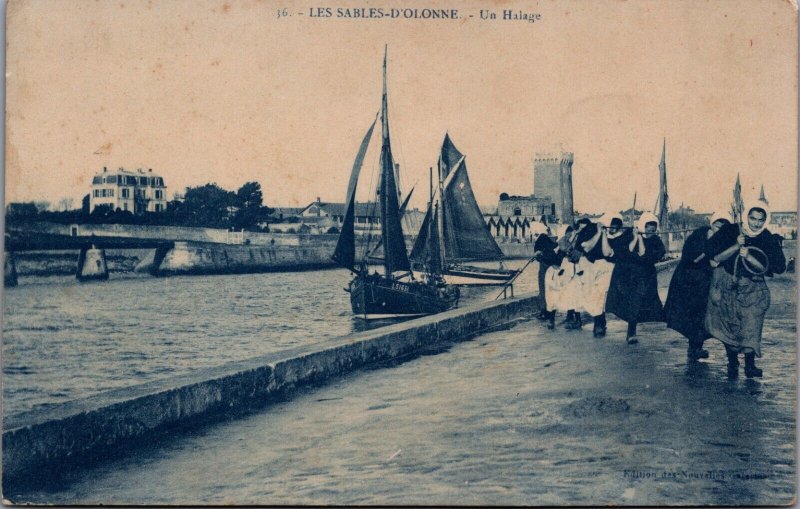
left=5, top=271, right=796, bottom=505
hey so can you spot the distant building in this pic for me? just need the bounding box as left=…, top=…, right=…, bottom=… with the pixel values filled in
left=171, top=188, right=187, bottom=203
left=291, top=197, right=423, bottom=235
left=269, top=207, right=305, bottom=221
left=299, top=198, right=379, bottom=228
left=533, top=151, right=574, bottom=225
left=494, top=149, right=575, bottom=226
left=90, top=167, right=167, bottom=214
left=497, top=195, right=552, bottom=217
left=770, top=210, right=797, bottom=238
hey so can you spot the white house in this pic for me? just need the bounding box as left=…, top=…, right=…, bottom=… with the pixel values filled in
left=90, top=167, right=168, bottom=214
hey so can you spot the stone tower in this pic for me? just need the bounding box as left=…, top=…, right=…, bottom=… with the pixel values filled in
left=533, top=151, right=574, bottom=225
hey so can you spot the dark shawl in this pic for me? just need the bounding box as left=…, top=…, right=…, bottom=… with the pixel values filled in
left=535, top=234, right=562, bottom=304
left=704, top=223, right=786, bottom=278
left=664, top=226, right=714, bottom=340
left=605, top=232, right=666, bottom=323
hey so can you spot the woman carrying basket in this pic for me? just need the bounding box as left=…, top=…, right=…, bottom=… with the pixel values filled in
left=704, top=200, right=786, bottom=378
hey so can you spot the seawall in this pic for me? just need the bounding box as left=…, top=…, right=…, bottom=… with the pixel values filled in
left=147, top=241, right=336, bottom=275
left=6, top=221, right=339, bottom=248
left=12, top=249, right=154, bottom=277
left=2, top=294, right=540, bottom=490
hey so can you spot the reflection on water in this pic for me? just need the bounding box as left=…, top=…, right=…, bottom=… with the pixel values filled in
left=3, top=260, right=539, bottom=418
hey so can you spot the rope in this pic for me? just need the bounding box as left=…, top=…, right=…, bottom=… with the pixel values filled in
left=733, top=246, right=769, bottom=278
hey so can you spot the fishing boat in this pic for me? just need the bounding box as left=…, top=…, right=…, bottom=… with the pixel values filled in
left=331, top=48, right=459, bottom=319
left=409, top=134, right=519, bottom=285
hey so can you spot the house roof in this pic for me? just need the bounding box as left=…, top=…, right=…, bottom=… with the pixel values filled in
left=270, top=207, right=305, bottom=216
left=304, top=201, right=380, bottom=218
left=93, top=167, right=163, bottom=179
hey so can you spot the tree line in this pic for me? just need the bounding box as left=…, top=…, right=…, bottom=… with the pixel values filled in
left=6, top=182, right=275, bottom=231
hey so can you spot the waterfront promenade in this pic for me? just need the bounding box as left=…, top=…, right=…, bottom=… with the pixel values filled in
left=5, top=269, right=795, bottom=505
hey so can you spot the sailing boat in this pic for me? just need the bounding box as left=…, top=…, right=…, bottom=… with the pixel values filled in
left=332, top=48, right=460, bottom=319
left=409, top=134, right=519, bottom=285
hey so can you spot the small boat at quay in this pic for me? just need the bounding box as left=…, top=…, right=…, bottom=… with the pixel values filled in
left=409, top=134, right=519, bottom=285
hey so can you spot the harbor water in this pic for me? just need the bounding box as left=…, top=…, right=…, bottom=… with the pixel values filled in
left=2, top=261, right=538, bottom=419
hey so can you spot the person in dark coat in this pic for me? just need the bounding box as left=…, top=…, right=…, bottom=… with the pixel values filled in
left=533, top=232, right=563, bottom=328
left=664, top=211, right=731, bottom=361
left=704, top=200, right=786, bottom=378
left=605, top=212, right=666, bottom=344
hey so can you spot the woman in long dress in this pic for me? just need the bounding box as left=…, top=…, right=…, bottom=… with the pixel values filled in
left=533, top=232, right=562, bottom=328
left=564, top=217, right=603, bottom=330
left=664, top=212, right=731, bottom=360
left=605, top=212, right=666, bottom=344
left=575, top=212, right=621, bottom=338
left=704, top=200, right=786, bottom=378
left=545, top=223, right=587, bottom=330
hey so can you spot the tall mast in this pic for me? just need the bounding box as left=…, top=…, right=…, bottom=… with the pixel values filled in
left=437, top=156, right=446, bottom=268
left=428, top=166, right=434, bottom=273
left=378, top=45, right=411, bottom=276
left=655, top=138, right=670, bottom=253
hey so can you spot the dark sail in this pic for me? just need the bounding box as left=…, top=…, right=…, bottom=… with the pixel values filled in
left=441, top=155, right=503, bottom=261
left=412, top=135, right=503, bottom=264
left=366, top=185, right=415, bottom=260
left=408, top=203, right=444, bottom=271
left=439, top=132, right=464, bottom=181
left=332, top=117, right=377, bottom=270
left=379, top=48, right=411, bottom=274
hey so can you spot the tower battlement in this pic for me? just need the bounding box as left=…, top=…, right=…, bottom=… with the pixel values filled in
left=532, top=150, right=574, bottom=225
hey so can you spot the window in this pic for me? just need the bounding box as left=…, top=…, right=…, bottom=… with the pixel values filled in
left=127, top=176, right=137, bottom=186
left=123, top=203, right=128, bottom=211
left=92, top=176, right=103, bottom=184
left=109, top=188, right=114, bottom=197
left=94, top=190, right=100, bottom=197
left=121, top=188, right=129, bottom=198
left=139, top=177, right=148, bottom=185
left=106, top=176, right=117, bottom=184
left=155, top=190, right=162, bottom=200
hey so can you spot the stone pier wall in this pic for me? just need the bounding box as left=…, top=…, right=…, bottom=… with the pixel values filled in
left=2, top=294, right=540, bottom=490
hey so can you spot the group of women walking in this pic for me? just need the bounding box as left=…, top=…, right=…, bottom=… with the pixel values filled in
left=533, top=200, right=786, bottom=378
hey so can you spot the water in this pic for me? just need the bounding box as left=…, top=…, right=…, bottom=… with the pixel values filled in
left=2, top=261, right=539, bottom=419
left=7, top=272, right=796, bottom=505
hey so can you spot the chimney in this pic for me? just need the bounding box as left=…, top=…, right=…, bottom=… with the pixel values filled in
left=148, top=168, right=152, bottom=173
left=103, top=166, right=107, bottom=172
left=316, top=197, right=321, bottom=216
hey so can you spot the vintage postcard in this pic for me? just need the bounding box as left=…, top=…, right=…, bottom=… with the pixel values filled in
left=2, top=0, right=797, bottom=505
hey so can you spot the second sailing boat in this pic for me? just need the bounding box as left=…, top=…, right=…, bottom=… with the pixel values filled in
left=409, top=134, right=519, bottom=285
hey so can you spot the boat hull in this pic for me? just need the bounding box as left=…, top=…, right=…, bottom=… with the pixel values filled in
left=349, top=273, right=459, bottom=318
left=412, top=264, right=519, bottom=285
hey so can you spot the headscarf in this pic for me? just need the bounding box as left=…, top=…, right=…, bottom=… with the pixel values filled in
left=598, top=212, right=620, bottom=227
left=740, top=199, right=771, bottom=237
left=636, top=211, right=659, bottom=232
left=709, top=210, right=731, bottom=227
left=599, top=211, right=624, bottom=238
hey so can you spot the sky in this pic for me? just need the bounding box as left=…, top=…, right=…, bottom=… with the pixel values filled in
left=5, top=0, right=798, bottom=215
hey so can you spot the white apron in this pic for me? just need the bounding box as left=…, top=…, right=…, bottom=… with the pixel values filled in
left=545, top=258, right=583, bottom=312
left=577, top=258, right=614, bottom=317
